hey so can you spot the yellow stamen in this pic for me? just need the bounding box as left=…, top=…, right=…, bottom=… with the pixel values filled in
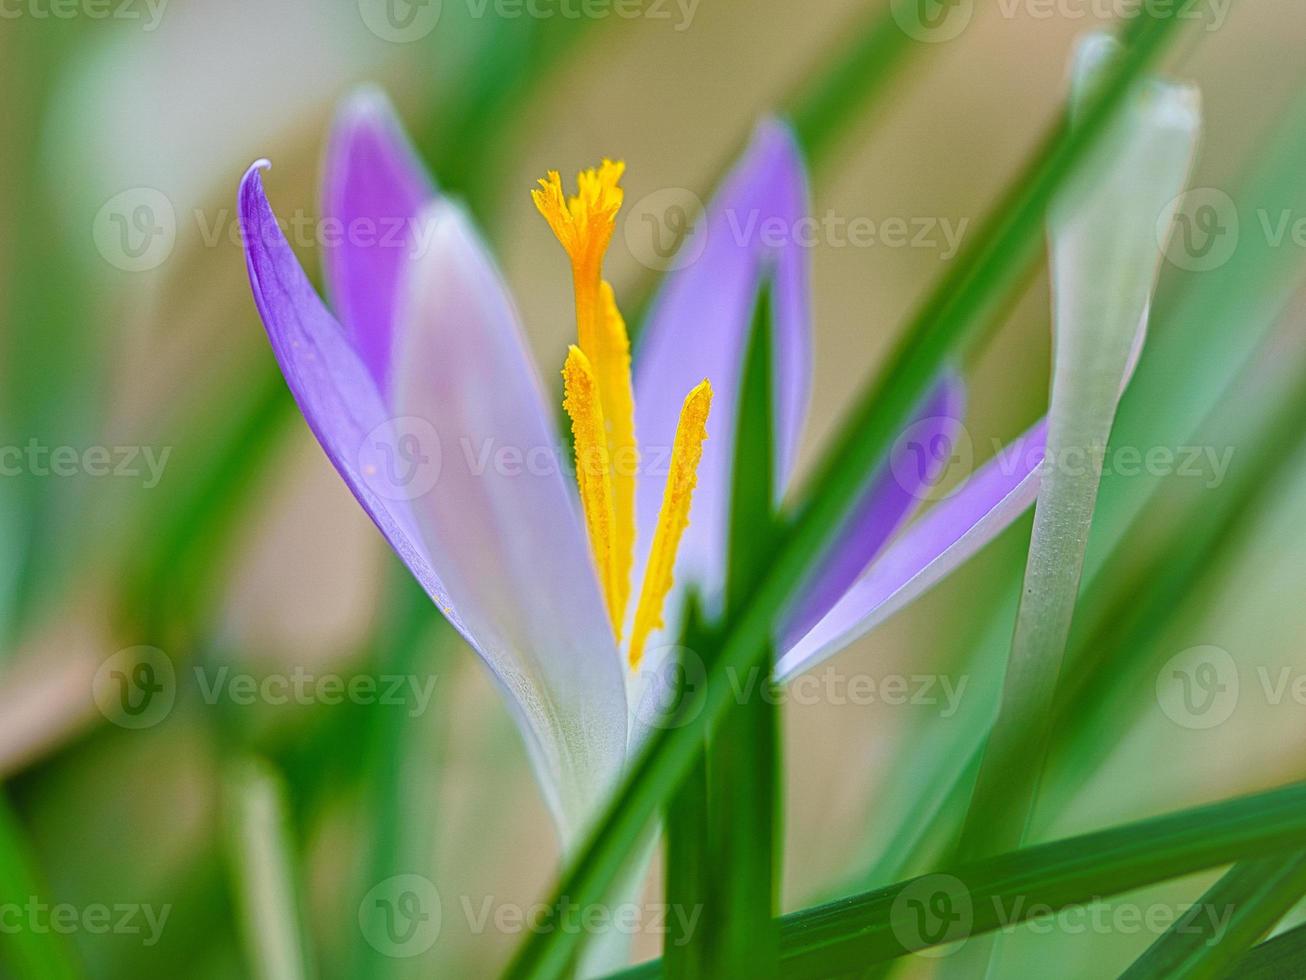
left=595, top=282, right=638, bottom=627
left=628, top=380, right=713, bottom=671
left=535, top=163, right=638, bottom=635
left=562, top=346, right=622, bottom=636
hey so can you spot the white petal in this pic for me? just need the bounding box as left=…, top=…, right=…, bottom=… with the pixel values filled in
left=393, top=202, right=627, bottom=840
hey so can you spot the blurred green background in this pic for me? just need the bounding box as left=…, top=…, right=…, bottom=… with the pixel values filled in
left=3, top=0, right=1306, bottom=976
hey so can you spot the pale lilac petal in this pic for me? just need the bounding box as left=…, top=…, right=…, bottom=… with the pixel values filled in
left=393, top=202, right=627, bottom=840
left=777, top=419, right=1049, bottom=681
left=783, top=373, right=966, bottom=645
left=238, top=162, right=465, bottom=639
left=322, top=88, right=435, bottom=395
left=632, top=118, right=811, bottom=614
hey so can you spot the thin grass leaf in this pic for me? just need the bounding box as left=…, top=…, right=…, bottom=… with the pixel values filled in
left=844, top=75, right=1306, bottom=900
left=4, top=26, right=96, bottom=630
left=119, top=360, right=292, bottom=642
left=787, top=5, right=916, bottom=168
left=958, top=35, right=1202, bottom=869
left=663, top=615, right=712, bottom=979
left=703, top=281, right=782, bottom=976
left=224, top=758, right=314, bottom=980
left=1230, top=920, right=1306, bottom=979
left=609, top=779, right=1306, bottom=979
left=348, top=572, right=448, bottom=980
left=1042, top=356, right=1306, bottom=806
left=505, top=9, right=1197, bottom=977
left=0, top=795, right=81, bottom=980
left=1121, top=853, right=1306, bottom=980
left=844, top=334, right=1306, bottom=916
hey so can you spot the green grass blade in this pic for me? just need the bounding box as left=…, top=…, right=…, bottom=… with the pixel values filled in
left=663, top=598, right=712, bottom=979
left=663, top=704, right=711, bottom=975
left=1121, top=853, right=1306, bottom=980
left=609, top=779, right=1306, bottom=979
left=705, top=282, right=782, bottom=976
left=348, top=574, right=448, bottom=980
left=787, top=5, right=916, bottom=168
left=224, top=759, right=314, bottom=980
left=1229, top=921, right=1306, bottom=978
left=844, top=76, right=1306, bottom=900
left=118, top=360, right=292, bottom=643
left=504, top=9, right=1197, bottom=977
left=0, top=795, right=81, bottom=980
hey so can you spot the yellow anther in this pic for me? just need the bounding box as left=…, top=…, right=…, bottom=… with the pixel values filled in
left=538, top=161, right=710, bottom=670
left=562, top=346, right=623, bottom=637
left=628, top=380, right=713, bottom=671
left=537, top=163, right=638, bottom=640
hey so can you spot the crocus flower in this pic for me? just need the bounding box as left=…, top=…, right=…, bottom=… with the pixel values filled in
left=238, top=91, right=1047, bottom=844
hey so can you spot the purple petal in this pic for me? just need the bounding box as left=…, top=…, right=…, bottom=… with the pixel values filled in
left=392, top=202, right=627, bottom=838
left=782, top=373, right=966, bottom=645
left=238, top=162, right=466, bottom=640
left=321, top=88, right=435, bottom=395
left=633, top=117, right=811, bottom=611
left=777, top=418, right=1049, bottom=681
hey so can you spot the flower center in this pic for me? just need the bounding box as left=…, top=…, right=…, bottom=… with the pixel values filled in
left=534, top=162, right=712, bottom=670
